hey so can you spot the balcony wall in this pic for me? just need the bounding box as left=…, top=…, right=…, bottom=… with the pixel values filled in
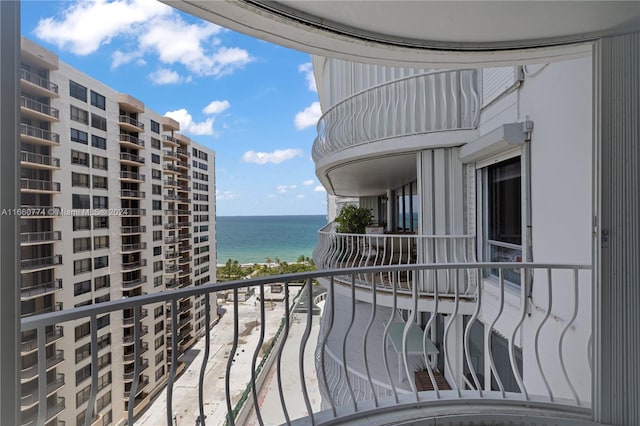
left=313, top=69, right=480, bottom=196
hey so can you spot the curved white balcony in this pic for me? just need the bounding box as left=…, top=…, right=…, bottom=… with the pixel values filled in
left=313, top=223, right=476, bottom=312
left=313, top=70, right=479, bottom=196
left=21, top=263, right=596, bottom=426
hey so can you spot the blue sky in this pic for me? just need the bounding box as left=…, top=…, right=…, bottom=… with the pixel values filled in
left=21, top=0, right=327, bottom=216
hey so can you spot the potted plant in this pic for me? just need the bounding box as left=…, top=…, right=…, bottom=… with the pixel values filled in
left=335, top=204, right=373, bottom=234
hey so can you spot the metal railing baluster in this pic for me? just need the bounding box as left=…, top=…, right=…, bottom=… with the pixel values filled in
left=510, top=266, right=529, bottom=400
left=559, top=269, right=581, bottom=405
left=534, top=268, right=554, bottom=401
left=276, top=283, right=292, bottom=423
left=225, top=289, right=239, bottom=425
left=167, top=299, right=178, bottom=425
left=250, top=284, right=266, bottom=425
left=198, top=296, right=211, bottom=425
left=463, top=267, right=483, bottom=395
left=300, top=278, right=315, bottom=425
left=363, top=265, right=379, bottom=407
left=342, top=274, right=358, bottom=411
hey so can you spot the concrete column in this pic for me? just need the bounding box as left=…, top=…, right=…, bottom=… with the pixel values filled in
left=0, top=1, right=21, bottom=424
left=593, top=31, right=640, bottom=425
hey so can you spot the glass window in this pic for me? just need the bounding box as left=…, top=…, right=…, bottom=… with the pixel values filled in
left=72, top=172, right=89, bottom=188
left=71, top=128, right=88, bottom=144
left=92, top=175, right=108, bottom=189
left=93, top=216, right=109, bottom=229
left=74, top=258, right=92, bottom=275
left=151, top=137, right=160, bottom=149
left=150, top=120, right=160, bottom=133
left=484, top=156, right=522, bottom=283
left=152, top=184, right=161, bottom=195
left=94, top=236, right=109, bottom=249
left=94, top=255, right=109, bottom=270
left=69, top=80, right=87, bottom=102
left=90, top=90, right=106, bottom=109
left=71, top=150, right=89, bottom=166
left=70, top=105, right=88, bottom=124
left=94, top=275, right=110, bottom=290
left=73, top=216, right=91, bottom=231
left=91, top=113, right=107, bottom=131
left=93, top=196, right=108, bottom=209
left=72, top=194, right=90, bottom=209
left=73, top=237, right=91, bottom=253
left=92, top=154, right=108, bottom=170
left=152, top=153, right=160, bottom=164
left=74, top=280, right=91, bottom=296
left=91, top=135, right=106, bottom=150
left=152, top=169, right=161, bottom=180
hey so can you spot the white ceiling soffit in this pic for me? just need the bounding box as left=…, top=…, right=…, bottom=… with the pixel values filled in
left=163, top=0, right=640, bottom=67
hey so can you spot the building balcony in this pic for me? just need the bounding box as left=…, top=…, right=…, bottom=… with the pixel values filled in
left=176, top=147, right=191, bottom=157
left=123, top=342, right=149, bottom=363
left=119, top=133, right=145, bottom=149
left=177, top=221, right=191, bottom=228
left=178, top=255, right=192, bottom=264
left=119, top=152, right=145, bottom=165
left=20, top=123, right=60, bottom=146
left=119, top=171, right=146, bottom=182
left=20, top=374, right=65, bottom=409
left=165, top=264, right=179, bottom=274
left=165, top=278, right=178, bottom=288
left=176, top=160, right=189, bottom=169
left=20, top=178, right=60, bottom=193
left=123, top=309, right=149, bottom=326
left=163, top=149, right=179, bottom=160
left=20, top=151, right=60, bottom=169
left=20, top=261, right=595, bottom=426
left=123, top=326, right=148, bottom=345
left=19, top=68, right=59, bottom=97
left=313, top=224, right=476, bottom=309
left=313, top=69, right=480, bottom=196
left=162, top=135, right=179, bottom=146
left=21, top=349, right=64, bottom=382
left=21, top=302, right=63, bottom=319
left=124, top=360, right=149, bottom=381
left=122, top=276, right=148, bottom=290
left=20, top=254, right=62, bottom=272
left=20, top=231, right=61, bottom=246
left=119, top=115, right=145, bottom=132
left=121, top=225, right=146, bottom=234
left=178, top=233, right=191, bottom=241
left=178, top=267, right=192, bottom=277
left=121, top=242, right=147, bottom=253
left=21, top=326, right=63, bottom=354
left=122, top=259, right=147, bottom=271
left=164, top=179, right=179, bottom=187
left=124, top=376, right=150, bottom=399
left=177, top=184, right=190, bottom=193
left=20, top=96, right=59, bottom=122
left=176, top=174, right=191, bottom=181
left=20, top=396, right=64, bottom=426
left=165, top=251, right=179, bottom=259
left=163, top=164, right=180, bottom=174
left=120, top=189, right=146, bottom=199
left=20, top=278, right=63, bottom=300
left=164, top=236, right=178, bottom=245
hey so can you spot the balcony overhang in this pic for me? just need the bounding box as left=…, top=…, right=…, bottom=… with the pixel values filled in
left=459, top=122, right=532, bottom=164
left=162, top=1, right=638, bottom=67
left=317, top=130, right=477, bottom=197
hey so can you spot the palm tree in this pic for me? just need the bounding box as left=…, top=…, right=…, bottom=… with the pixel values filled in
left=297, top=254, right=306, bottom=264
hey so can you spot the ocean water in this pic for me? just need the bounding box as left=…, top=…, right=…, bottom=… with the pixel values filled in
left=216, top=215, right=328, bottom=265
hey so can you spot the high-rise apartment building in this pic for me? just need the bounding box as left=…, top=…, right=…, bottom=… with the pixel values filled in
left=19, top=37, right=216, bottom=426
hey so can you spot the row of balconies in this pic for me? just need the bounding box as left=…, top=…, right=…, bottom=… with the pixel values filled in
left=121, top=242, right=147, bottom=253
left=119, top=115, right=145, bottom=132
left=20, top=68, right=58, bottom=96
left=20, top=96, right=59, bottom=120
left=121, top=189, right=146, bottom=198
left=120, top=171, right=146, bottom=182
left=20, top=279, right=62, bottom=300
left=20, top=254, right=62, bottom=271
left=21, top=326, right=63, bottom=354
left=20, top=349, right=64, bottom=382
left=119, top=152, right=145, bottom=165
left=20, top=231, right=61, bottom=245
left=20, top=178, right=60, bottom=193
left=20, top=373, right=64, bottom=409
left=122, top=259, right=147, bottom=271
left=20, top=396, right=64, bottom=426
left=121, top=225, right=147, bottom=234
left=20, top=123, right=59, bottom=145
left=122, top=275, right=147, bottom=289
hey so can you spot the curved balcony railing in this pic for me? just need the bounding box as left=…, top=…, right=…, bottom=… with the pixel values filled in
left=312, top=69, right=480, bottom=162
left=21, top=262, right=593, bottom=426
left=314, top=223, right=476, bottom=297
left=119, top=133, right=145, bottom=148
left=20, top=178, right=61, bottom=192
left=119, top=115, right=145, bottom=130
left=119, top=152, right=145, bottom=164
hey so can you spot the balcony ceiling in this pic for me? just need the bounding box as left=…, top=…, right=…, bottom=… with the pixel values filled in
left=322, top=153, right=417, bottom=197
left=164, top=1, right=640, bottom=66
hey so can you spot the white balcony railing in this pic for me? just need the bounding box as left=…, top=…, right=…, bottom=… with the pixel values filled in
left=314, top=223, right=476, bottom=297
left=21, top=262, right=593, bottom=426
left=312, top=69, right=480, bottom=162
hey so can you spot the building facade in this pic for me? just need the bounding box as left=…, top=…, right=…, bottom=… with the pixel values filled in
left=19, top=37, right=216, bottom=426
left=311, top=56, right=593, bottom=408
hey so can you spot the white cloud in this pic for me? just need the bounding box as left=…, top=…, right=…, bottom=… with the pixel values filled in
left=203, top=100, right=230, bottom=115
left=242, top=149, right=302, bottom=165
left=216, top=190, right=238, bottom=200
left=34, top=0, right=172, bottom=55
left=298, top=62, right=317, bottom=93
left=149, top=68, right=181, bottom=85
left=164, top=108, right=214, bottom=135
left=33, top=0, right=253, bottom=78
left=296, top=194, right=305, bottom=199
left=302, top=180, right=314, bottom=186
left=276, top=184, right=298, bottom=193
left=314, top=185, right=326, bottom=192
left=294, top=102, right=321, bottom=131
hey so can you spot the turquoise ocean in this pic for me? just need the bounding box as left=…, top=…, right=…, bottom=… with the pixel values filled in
left=215, top=215, right=328, bottom=265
